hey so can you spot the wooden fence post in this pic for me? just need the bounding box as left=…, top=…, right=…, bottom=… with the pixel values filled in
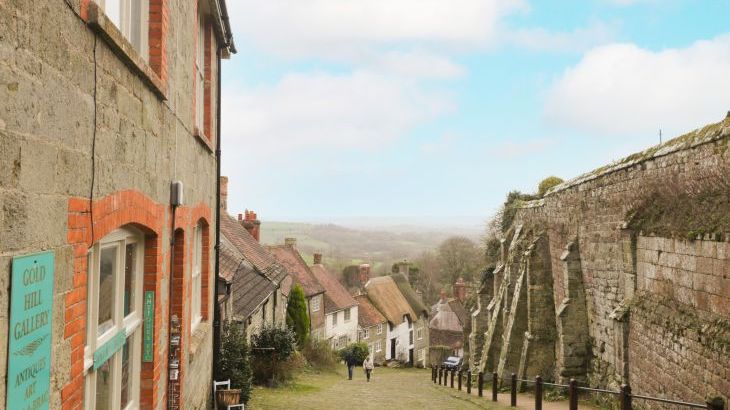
left=510, top=373, right=517, bottom=407
left=450, top=369, right=455, bottom=388
left=535, top=376, right=543, bottom=410
left=492, top=372, right=498, bottom=402
left=569, top=379, right=578, bottom=410
left=467, top=371, right=472, bottom=394
left=478, top=372, right=484, bottom=397
left=458, top=371, right=463, bottom=391
left=620, top=384, right=632, bottom=410
left=438, top=367, right=442, bottom=385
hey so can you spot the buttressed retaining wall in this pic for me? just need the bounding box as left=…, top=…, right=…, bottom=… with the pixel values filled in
left=472, top=116, right=730, bottom=405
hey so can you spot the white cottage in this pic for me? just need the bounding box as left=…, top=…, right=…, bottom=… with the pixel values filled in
left=310, top=254, right=359, bottom=349
left=364, top=276, right=419, bottom=364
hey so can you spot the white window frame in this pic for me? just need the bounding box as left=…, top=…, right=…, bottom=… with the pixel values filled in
left=191, top=223, right=203, bottom=331
left=195, top=10, right=206, bottom=132
left=332, top=311, right=338, bottom=327
left=376, top=323, right=383, bottom=335
left=84, top=228, right=144, bottom=410
left=97, top=0, right=149, bottom=57
left=344, top=308, right=351, bottom=322
left=417, top=327, right=423, bottom=340
left=419, top=348, right=425, bottom=361
left=362, top=328, right=369, bottom=339
left=375, top=340, right=382, bottom=352
left=311, top=296, right=320, bottom=312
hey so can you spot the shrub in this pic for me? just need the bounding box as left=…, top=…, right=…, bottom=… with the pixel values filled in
left=338, top=342, right=370, bottom=365
left=302, top=338, right=338, bottom=370
left=537, top=176, right=564, bottom=197
left=251, top=324, right=298, bottom=386
left=286, top=285, right=310, bottom=348
left=216, top=322, right=253, bottom=403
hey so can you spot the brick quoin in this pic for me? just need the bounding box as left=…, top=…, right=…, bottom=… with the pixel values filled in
left=63, top=190, right=212, bottom=410
left=148, top=0, right=169, bottom=84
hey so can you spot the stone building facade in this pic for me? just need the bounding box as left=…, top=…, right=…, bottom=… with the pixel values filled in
left=0, top=0, right=233, bottom=409
left=470, top=117, right=730, bottom=405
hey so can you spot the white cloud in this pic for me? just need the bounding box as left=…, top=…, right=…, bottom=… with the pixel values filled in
left=489, top=138, right=556, bottom=159
left=544, top=35, right=730, bottom=137
left=222, top=70, right=455, bottom=161
left=227, top=0, right=528, bottom=60
left=369, top=51, right=466, bottom=80
left=508, top=21, right=618, bottom=53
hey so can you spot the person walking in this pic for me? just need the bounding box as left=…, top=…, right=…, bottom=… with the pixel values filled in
left=363, top=354, right=374, bottom=382
left=346, top=355, right=358, bottom=380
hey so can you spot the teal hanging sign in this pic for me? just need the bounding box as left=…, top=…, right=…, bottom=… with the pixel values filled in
left=6, top=251, right=54, bottom=410
left=93, top=329, right=127, bottom=370
left=143, top=291, right=155, bottom=362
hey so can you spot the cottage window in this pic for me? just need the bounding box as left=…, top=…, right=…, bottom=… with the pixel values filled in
left=191, top=223, right=203, bottom=331
left=416, top=327, right=423, bottom=340
left=409, top=330, right=414, bottom=345
left=311, top=296, right=321, bottom=312
left=375, top=340, right=382, bottom=352
left=376, top=323, right=383, bottom=335
left=363, top=328, right=369, bottom=339
left=84, top=228, right=144, bottom=410
left=97, top=0, right=149, bottom=57
left=344, top=308, right=351, bottom=322
left=419, top=348, right=425, bottom=361
left=332, top=311, right=338, bottom=326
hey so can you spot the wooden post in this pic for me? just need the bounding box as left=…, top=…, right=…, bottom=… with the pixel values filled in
left=510, top=373, right=517, bottom=407
left=438, top=367, right=442, bottom=385
left=478, top=372, right=484, bottom=397
left=432, top=366, right=436, bottom=383
left=458, top=371, right=463, bottom=391
left=535, top=376, right=543, bottom=410
left=443, top=369, right=448, bottom=386
left=569, top=379, right=578, bottom=410
left=492, top=372, right=498, bottom=402
left=620, top=384, right=632, bottom=410
left=450, top=369, right=455, bottom=388
left=467, top=371, right=472, bottom=394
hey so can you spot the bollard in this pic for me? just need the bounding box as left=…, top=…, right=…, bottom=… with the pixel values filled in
left=438, top=367, right=443, bottom=385
left=467, top=371, right=472, bottom=394
left=492, top=372, right=498, bottom=402
left=569, top=379, right=578, bottom=410
left=620, top=384, right=632, bottom=410
left=458, top=371, right=463, bottom=391
left=450, top=369, right=455, bottom=388
left=432, top=366, right=436, bottom=383
left=510, top=373, right=517, bottom=407
left=443, top=369, right=448, bottom=386
left=706, top=398, right=725, bottom=410
left=535, top=376, right=543, bottom=410
left=478, top=372, right=484, bottom=397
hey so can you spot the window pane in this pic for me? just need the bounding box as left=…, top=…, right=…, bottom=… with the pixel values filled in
left=95, top=360, right=113, bottom=410
left=105, top=0, right=122, bottom=29
left=98, top=246, right=118, bottom=336
left=129, top=0, right=142, bottom=51
left=124, top=243, right=137, bottom=317
left=120, top=338, right=131, bottom=408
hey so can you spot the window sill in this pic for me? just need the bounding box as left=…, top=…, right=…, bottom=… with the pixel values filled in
left=189, top=321, right=211, bottom=361
left=194, top=127, right=215, bottom=153
left=87, top=2, right=167, bottom=100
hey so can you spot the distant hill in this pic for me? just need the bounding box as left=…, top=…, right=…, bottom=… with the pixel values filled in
left=260, top=221, right=482, bottom=276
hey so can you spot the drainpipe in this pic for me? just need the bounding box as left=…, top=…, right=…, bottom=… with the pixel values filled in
left=212, top=42, right=224, bottom=403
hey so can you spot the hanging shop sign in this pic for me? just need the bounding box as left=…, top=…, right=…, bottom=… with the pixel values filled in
left=6, top=251, right=54, bottom=410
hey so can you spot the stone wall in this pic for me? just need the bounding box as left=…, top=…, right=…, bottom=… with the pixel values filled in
left=0, top=0, right=227, bottom=408
left=471, top=117, right=730, bottom=405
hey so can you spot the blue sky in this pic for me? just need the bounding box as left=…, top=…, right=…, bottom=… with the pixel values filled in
left=220, top=0, right=730, bottom=226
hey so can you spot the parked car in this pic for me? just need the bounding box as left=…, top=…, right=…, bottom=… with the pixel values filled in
left=442, top=356, right=463, bottom=370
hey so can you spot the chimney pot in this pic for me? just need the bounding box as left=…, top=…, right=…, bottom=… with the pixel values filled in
left=220, top=176, right=229, bottom=211
left=313, top=253, right=323, bottom=265
left=285, top=238, right=297, bottom=249
left=359, top=264, right=371, bottom=287
left=238, top=213, right=243, bottom=221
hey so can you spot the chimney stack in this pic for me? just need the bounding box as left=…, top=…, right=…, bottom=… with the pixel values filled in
left=219, top=176, right=229, bottom=211
left=284, top=237, right=297, bottom=249
left=397, top=260, right=410, bottom=280
left=454, top=277, right=466, bottom=303
left=359, top=264, right=371, bottom=287
left=240, top=210, right=261, bottom=242
left=313, top=253, right=323, bottom=265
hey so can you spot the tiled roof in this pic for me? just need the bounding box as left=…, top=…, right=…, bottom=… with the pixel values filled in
left=429, top=300, right=464, bottom=332
left=268, top=245, right=324, bottom=298
left=355, top=295, right=386, bottom=328
left=220, top=213, right=289, bottom=286
left=390, top=273, right=429, bottom=317
left=449, top=299, right=470, bottom=330
left=219, top=238, right=276, bottom=320
left=364, top=276, right=416, bottom=325
left=310, top=264, right=357, bottom=313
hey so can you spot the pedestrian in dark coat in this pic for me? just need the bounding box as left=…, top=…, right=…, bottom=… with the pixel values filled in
left=346, top=356, right=358, bottom=380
